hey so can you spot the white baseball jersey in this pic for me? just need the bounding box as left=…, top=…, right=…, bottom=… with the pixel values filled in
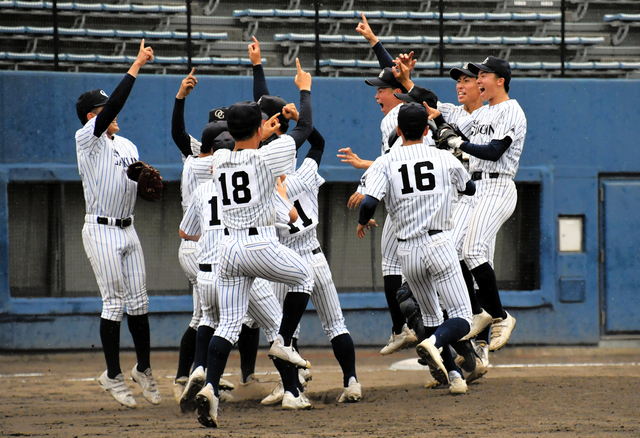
left=363, top=142, right=472, bottom=326
left=457, top=99, right=527, bottom=177
left=273, top=158, right=350, bottom=340
left=210, top=135, right=314, bottom=344
left=76, top=116, right=147, bottom=321
left=180, top=180, right=283, bottom=342
left=365, top=144, right=470, bottom=240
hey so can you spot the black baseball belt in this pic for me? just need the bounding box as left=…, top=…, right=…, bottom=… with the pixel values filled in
left=224, top=228, right=259, bottom=236
left=312, top=247, right=322, bottom=255
left=471, top=172, right=499, bottom=181
left=397, top=230, right=442, bottom=242
left=199, top=264, right=212, bottom=272
left=97, top=216, right=132, bottom=228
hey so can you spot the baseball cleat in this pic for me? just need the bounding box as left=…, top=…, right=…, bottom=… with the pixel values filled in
left=416, top=339, right=449, bottom=385
left=380, top=324, right=419, bottom=355
left=461, top=310, right=493, bottom=340
left=449, top=374, right=468, bottom=394
left=299, top=368, right=312, bottom=387
left=195, top=384, right=219, bottom=428
left=282, top=391, right=312, bottom=410
left=130, top=365, right=162, bottom=405
left=219, top=377, right=235, bottom=391
left=466, top=340, right=489, bottom=383
left=180, top=365, right=205, bottom=413
left=489, top=311, right=516, bottom=351
left=268, top=335, right=311, bottom=369
left=451, top=340, right=477, bottom=373
left=173, top=376, right=188, bottom=405
left=261, top=381, right=285, bottom=405
left=338, top=378, right=362, bottom=403
left=99, top=371, right=137, bottom=409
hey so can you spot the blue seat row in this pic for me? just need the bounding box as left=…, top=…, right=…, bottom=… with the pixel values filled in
left=0, top=51, right=264, bottom=65
left=234, top=9, right=561, bottom=21
left=318, top=59, right=640, bottom=70
left=604, top=14, right=640, bottom=22
left=0, top=0, right=186, bottom=13
left=274, top=33, right=605, bottom=45
left=0, top=26, right=227, bottom=40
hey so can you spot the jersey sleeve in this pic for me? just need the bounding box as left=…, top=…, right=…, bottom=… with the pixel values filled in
left=180, top=185, right=203, bottom=237
left=445, top=154, right=471, bottom=192
left=189, top=134, right=202, bottom=157
left=437, top=101, right=457, bottom=123
left=289, top=158, right=323, bottom=196
left=273, top=191, right=294, bottom=228
left=259, top=134, right=297, bottom=177
left=363, top=157, right=389, bottom=201
left=75, top=117, right=103, bottom=155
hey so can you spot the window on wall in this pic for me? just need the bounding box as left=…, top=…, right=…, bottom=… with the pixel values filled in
left=7, top=181, right=540, bottom=298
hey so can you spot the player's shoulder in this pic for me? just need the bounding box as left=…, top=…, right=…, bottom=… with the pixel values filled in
left=75, top=117, right=97, bottom=139
left=262, top=133, right=295, bottom=152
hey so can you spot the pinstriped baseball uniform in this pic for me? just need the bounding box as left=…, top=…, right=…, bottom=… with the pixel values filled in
left=77, top=116, right=147, bottom=321
left=273, top=158, right=350, bottom=340
left=455, top=99, right=527, bottom=269
left=211, top=134, right=314, bottom=344
left=364, top=144, right=473, bottom=327
left=180, top=180, right=283, bottom=343
left=178, top=136, right=215, bottom=329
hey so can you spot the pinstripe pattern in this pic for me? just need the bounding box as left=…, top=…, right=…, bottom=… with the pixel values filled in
left=212, top=135, right=296, bottom=229
left=397, top=232, right=472, bottom=327
left=381, top=216, right=402, bottom=276
left=457, top=99, right=527, bottom=177
left=76, top=117, right=148, bottom=322
left=366, top=145, right=470, bottom=240
left=178, top=239, right=202, bottom=329
left=181, top=155, right=214, bottom=213
left=380, top=104, right=402, bottom=155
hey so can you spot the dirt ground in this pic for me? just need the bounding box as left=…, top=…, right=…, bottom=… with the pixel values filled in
left=1, top=345, right=639, bottom=438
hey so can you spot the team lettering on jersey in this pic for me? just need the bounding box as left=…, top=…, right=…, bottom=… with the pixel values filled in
left=469, top=122, right=495, bottom=137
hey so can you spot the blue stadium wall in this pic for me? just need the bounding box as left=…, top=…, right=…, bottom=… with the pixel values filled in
left=1, top=71, right=639, bottom=350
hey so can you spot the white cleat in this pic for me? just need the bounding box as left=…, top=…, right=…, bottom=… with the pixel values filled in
left=299, top=368, right=312, bottom=387
left=268, top=335, right=311, bottom=368
left=130, top=365, right=162, bottom=405
left=449, top=375, right=468, bottom=394
left=173, top=376, right=188, bottom=405
left=380, top=324, right=418, bottom=355
left=489, top=311, right=517, bottom=351
left=467, top=340, right=489, bottom=383
left=337, top=377, right=362, bottom=403
left=98, top=370, right=137, bottom=409
left=416, top=339, right=449, bottom=385
left=180, top=366, right=205, bottom=413
left=195, top=384, right=219, bottom=428
left=219, top=377, right=235, bottom=391
left=461, top=310, right=493, bottom=340
left=282, top=391, right=312, bottom=410
left=261, top=380, right=285, bottom=406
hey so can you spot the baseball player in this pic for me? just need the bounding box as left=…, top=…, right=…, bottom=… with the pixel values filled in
left=429, top=56, right=527, bottom=352
left=170, top=70, right=238, bottom=406
left=357, top=103, right=476, bottom=394
left=75, top=40, right=162, bottom=408
left=193, top=60, right=316, bottom=428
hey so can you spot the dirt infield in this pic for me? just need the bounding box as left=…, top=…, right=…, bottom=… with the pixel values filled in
left=1, top=346, right=639, bottom=437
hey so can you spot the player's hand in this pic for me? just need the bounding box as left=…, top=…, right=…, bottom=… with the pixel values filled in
left=392, top=59, right=413, bottom=91
left=357, top=219, right=378, bottom=239
left=294, top=58, right=312, bottom=91
left=177, top=68, right=197, bottom=99
left=282, top=103, right=299, bottom=122
left=347, top=192, right=365, bottom=209
left=356, top=12, right=378, bottom=46
left=135, top=39, right=154, bottom=66
left=397, top=51, right=417, bottom=71
left=276, top=175, right=288, bottom=199
left=248, top=36, right=262, bottom=66
left=337, top=147, right=366, bottom=170
left=261, top=112, right=281, bottom=140
left=424, top=102, right=441, bottom=120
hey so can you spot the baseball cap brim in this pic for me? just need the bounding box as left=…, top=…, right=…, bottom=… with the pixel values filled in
left=467, top=62, right=494, bottom=75
left=450, top=66, right=476, bottom=81
left=393, top=92, right=415, bottom=103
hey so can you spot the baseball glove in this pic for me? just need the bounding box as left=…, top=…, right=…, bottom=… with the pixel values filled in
left=127, top=161, right=163, bottom=202
left=434, top=123, right=459, bottom=150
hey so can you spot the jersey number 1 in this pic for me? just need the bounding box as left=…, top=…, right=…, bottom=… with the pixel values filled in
left=288, top=199, right=313, bottom=234
left=208, top=196, right=221, bottom=226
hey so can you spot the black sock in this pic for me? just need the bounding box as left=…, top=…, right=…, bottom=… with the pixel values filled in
left=176, top=326, right=197, bottom=380
left=331, top=333, right=357, bottom=387
left=126, top=314, right=150, bottom=372
left=384, top=275, right=405, bottom=334
left=279, top=292, right=309, bottom=345
left=477, top=325, right=491, bottom=344
left=237, top=325, right=260, bottom=383
left=100, top=318, right=122, bottom=379
left=193, top=325, right=215, bottom=371
left=471, top=262, right=507, bottom=320
left=291, top=337, right=299, bottom=352
left=460, top=260, right=483, bottom=315
left=206, top=336, right=233, bottom=397
left=441, top=343, right=461, bottom=375
left=433, top=317, right=471, bottom=349
left=271, top=357, right=299, bottom=397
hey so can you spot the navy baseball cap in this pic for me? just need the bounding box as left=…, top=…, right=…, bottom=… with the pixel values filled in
left=468, top=56, right=511, bottom=87
left=449, top=62, right=477, bottom=81
left=227, top=101, right=263, bottom=131
left=76, top=89, right=109, bottom=123
left=365, top=67, right=407, bottom=93
left=394, top=87, right=438, bottom=108
left=397, top=103, right=428, bottom=134
left=257, top=95, right=290, bottom=132
left=209, top=106, right=228, bottom=123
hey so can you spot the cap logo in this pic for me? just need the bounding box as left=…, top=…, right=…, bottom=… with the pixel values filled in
left=100, top=90, right=108, bottom=97
left=463, top=62, right=469, bottom=69
left=378, top=70, right=385, bottom=78
left=483, top=57, right=490, bottom=65
left=214, top=109, right=225, bottom=119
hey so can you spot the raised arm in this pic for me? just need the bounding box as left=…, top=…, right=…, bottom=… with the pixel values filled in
left=356, top=13, right=394, bottom=68
left=171, top=68, right=198, bottom=157
left=249, top=36, right=271, bottom=100
left=288, top=59, right=313, bottom=149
